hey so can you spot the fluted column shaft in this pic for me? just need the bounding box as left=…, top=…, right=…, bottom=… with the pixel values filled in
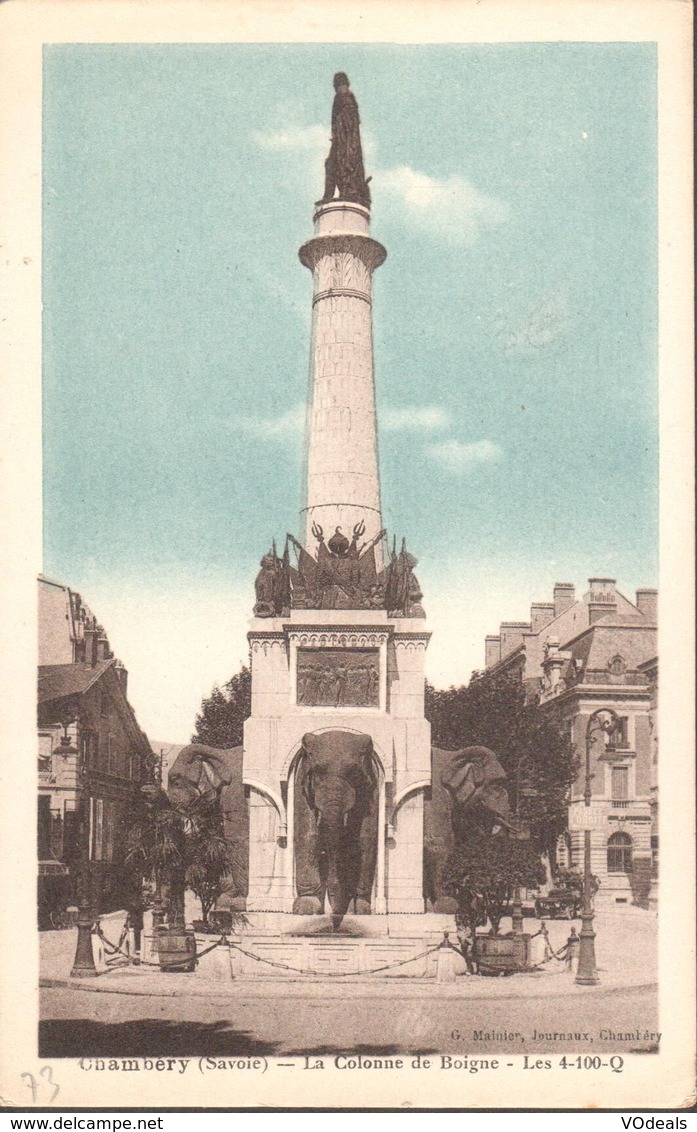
left=299, top=201, right=386, bottom=567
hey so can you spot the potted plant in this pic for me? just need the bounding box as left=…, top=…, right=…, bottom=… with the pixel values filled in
left=184, top=790, right=247, bottom=936
left=444, top=836, right=546, bottom=974
left=127, top=785, right=196, bottom=972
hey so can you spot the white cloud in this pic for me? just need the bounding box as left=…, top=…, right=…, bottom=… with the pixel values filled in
left=428, top=438, right=502, bottom=471
left=379, top=165, right=509, bottom=244
left=381, top=405, right=449, bottom=432
left=253, top=123, right=507, bottom=247
left=237, top=404, right=305, bottom=439
left=253, top=124, right=328, bottom=153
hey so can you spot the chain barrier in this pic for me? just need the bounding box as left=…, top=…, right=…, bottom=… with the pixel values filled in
left=524, top=923, right=572, bottom=969
left=130, top=935, right=443, bottom=977
left=136, top=934, right=229, bottom=969
left=94, top=918, right=131, bottom=967
left=93, top=919, right=575, bottom=978
left=228, top=939, right=445, bottom=977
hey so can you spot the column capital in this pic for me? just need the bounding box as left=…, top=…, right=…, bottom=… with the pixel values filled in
left=299, top=233, right=386, bottom=273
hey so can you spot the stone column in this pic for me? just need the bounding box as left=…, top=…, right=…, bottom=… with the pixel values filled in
left=375, top=777, right=387, bottom=914
left=299, top=201, right=386, bottom=568
left=388, top=791, right=426, bottom=913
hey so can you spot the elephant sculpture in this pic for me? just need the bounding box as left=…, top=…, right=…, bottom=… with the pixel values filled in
left=293, top=730, right=379, bottom=928
left=167, top=744, right=249, bottom=912
left=163, top=738, right=509, bottom=923
left=424, top=745, right=515, bottom=913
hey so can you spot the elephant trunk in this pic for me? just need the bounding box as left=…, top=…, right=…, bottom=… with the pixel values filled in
left=317, top=793, right=353, bottom=928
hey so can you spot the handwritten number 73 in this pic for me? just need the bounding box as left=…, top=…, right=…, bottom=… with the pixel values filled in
left=21, top=1066, right=60, bottom=1104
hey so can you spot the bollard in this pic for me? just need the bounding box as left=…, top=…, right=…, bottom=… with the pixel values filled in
left=566, top=926, right=580, bottom=975
left=436, top=933, right=457, bottom=983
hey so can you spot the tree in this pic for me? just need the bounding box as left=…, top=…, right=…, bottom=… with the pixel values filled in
left=184, top=790, right=235, bottom=925
left=127, top=786, right=240, bottom=929
left=126, top=786, right=188, bottom=926
left=192, top=665, right=251, bottom=748
left=426, top=670, right=578, bottom=863
left=443, top=837, right=547, bottom=936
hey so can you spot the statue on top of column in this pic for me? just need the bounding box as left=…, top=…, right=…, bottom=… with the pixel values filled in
left=316, top=72, right=372, bottom=210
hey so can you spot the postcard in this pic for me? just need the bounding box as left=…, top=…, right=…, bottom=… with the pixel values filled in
left=0, top=0, right=694, bottom=1112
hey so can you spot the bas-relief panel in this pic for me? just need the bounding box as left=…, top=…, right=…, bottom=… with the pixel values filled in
left=296, top=647, right=380, bottom=707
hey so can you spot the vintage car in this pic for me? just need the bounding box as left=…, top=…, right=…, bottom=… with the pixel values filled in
left=534, top=888, right=581, bottom=920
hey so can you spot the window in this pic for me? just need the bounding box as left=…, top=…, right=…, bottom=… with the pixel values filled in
left=89, top=797, right=104, bottom=861
left=611, top=765, right=629, bottom=801
left=38, top=796, right=52, bottom=859
left=63, top=801, right=78, bottom=861
left=607, top=831, right=633, bottom=873
left=81, top=730, right=98, bottom=769
left=38, top=733, right=53, bottom=775
left=107, top=734, right=116, bottom=775
left=613, top=717, right=630, bottom=749
left=89, top=798, right=119, bottom=861
left=104, top=801, right=116, bottom=862
left=607, top=655, right=627, bottom=677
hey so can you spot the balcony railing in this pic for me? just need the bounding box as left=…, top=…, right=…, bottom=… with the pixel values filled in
left=611, top=800, right=630, bottom=809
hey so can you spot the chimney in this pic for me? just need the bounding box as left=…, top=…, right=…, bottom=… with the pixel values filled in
left=84, top=627, right=99, bottom=666
left=485, top=635, right=501, bottom=668
left=553, top=583, right=575, bottom=618
left=635, top=588, right=657, bottom=622
left=114, top=660, right=128, bottom=695
left=588, top=577, right=617, bottom=624
left=530, top=602, right=555, bottom=635
left=499, top=622, right=529, bottom=659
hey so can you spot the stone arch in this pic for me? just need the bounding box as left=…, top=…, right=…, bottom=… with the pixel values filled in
left=391, top=780, right=430, bottom=820
left=284, top=728, right=386, bottom=914
left=242, top=778, right=286, bottom=826
left=280, top=726, right=389, bottom=783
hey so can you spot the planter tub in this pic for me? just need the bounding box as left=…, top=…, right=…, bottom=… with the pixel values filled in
left=157, top=928, right=197, bottom=972
left=474, top=933, right=530, bottom=975
left=209, top=910, right=234, bottom=933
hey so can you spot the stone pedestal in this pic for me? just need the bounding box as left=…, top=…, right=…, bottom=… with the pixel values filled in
left=230, top=934, right=438, bottom=979
left=243, top=608, right=431, bottom=917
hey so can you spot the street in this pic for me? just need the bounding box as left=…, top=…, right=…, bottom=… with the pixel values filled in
left=40, top=983, right=658, bottom=1059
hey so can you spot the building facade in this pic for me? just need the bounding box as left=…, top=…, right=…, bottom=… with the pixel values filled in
left=484, top=578, right=658, bottom=908
left=38, top=577, right=154, bottom=925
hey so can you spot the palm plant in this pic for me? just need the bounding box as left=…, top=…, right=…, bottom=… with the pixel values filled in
left=184, top=789, right=236, bottom=926
left=126, top=785, right=187, bottom=925
left=127, top=784, right=246, bottom=931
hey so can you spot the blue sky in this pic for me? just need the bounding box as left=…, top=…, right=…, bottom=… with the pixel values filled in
left=42, top=44, right=658, bottom=740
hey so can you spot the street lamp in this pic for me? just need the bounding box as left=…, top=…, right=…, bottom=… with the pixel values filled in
left=151, top=751, right=166, bottom=930
left=510, top=824, right=530, bottom=937
left=511, top=760, right=534, bottom=937
left=70, top=726, right=98, bottom=978
left=575, top=707, right=619, bottom=985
